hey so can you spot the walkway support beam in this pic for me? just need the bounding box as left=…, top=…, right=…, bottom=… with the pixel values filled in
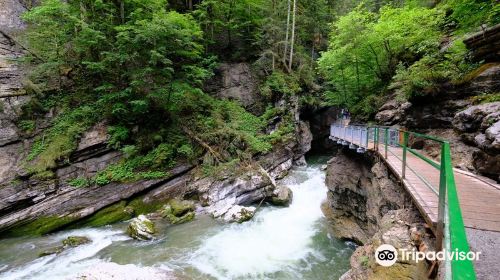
left=402, top=131, right=408, bottom=179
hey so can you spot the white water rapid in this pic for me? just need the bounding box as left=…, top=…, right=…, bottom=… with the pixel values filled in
left=0, top=164, right=354, bottom=280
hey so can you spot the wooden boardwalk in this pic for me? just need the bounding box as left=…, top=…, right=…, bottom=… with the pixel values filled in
left=342, top=132, right=500, bottom=232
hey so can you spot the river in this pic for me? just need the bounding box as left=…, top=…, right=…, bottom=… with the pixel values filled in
left=0, top=162, right=355, bottom=280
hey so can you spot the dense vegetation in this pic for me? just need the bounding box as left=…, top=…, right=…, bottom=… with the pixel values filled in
left=19, top=0, right=498, bottom=183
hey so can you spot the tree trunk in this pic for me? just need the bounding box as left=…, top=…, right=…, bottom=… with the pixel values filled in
left=120, top=0, right=124, bottom=24
left=283, top=0, right=291, bottom=67
left=288, top=0, right=296, bottom=71
left=355, top=55, right=360, bottom=95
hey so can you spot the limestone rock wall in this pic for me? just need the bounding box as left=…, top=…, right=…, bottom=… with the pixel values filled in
left=323, top=148, right=413, bottom=244
left=323, top=148, right=434, bottom=279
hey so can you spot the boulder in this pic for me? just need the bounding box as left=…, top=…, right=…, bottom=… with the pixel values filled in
left=127, top=215, right=155, bottom=240
left=375, top=96, right=412, bottom=126
left=197, top=166, right=276, bottom=219
left=269, top=185, right=293, bottom=206
left=485, top=120, right=500, bottom=150
left=168, top=199, right=195, bottom=216
left=160, top=201, right=195, bottom=225
left=223, top=205, right=256, bottom=223
left=453, top=102, right=500, bottom=133
left=62, top=235, right=91, bottom=247
left=38, top=235, right=91, bottom=257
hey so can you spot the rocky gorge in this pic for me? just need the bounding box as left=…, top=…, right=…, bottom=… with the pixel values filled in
left=321, top=148, right=435, bottom=279
left=1, top=1, right=500, bottom=280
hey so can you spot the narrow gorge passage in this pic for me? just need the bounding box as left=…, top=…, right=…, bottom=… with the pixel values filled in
left=0, top=162, right=355, bottom=280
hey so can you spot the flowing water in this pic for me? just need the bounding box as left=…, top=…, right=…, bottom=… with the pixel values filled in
left=0, top=162, right=355, bottom=280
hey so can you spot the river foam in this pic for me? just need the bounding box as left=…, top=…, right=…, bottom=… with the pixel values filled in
left=189, top=166, right=328, bottom=279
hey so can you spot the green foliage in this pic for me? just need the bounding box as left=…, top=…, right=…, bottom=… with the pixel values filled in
left=68, top=177, right=91, bottom=188
left=26, top=105, right=98, bottom=173
left=443, top=0, right=500, bottom=33
left=359, top=255, right=370, bottom=267
left=194, top=0, right=264, bottom=57
left=319, top=5, right=445, bottom=115
left=471, top=93, right=500, bottom=104
left=393, top=40, right=475, bottom=98
left=18, top=120, right=36, bottom=133
left=260, top=71, right=301, bottom=97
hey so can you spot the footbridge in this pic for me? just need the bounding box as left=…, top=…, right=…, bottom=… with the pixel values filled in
left=330, top=124, right=500, bottom=280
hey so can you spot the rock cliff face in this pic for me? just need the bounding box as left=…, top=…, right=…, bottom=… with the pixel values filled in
left=0, top=0, right=314, bottom=235
left=205, top=62, right=263, bottom=113
left=323, top=148, right=433, bottom=279
left=323, top=149, right=414, bottom=244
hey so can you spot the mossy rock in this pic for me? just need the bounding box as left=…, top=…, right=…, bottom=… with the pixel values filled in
left=3, top=215, right=77, bottom=237
left=127, top=196, right=164, bottom=216
left=62, top=236, right=91, bottom=247
left=76, top=201, right=134, bottom=227
left=168, top=199, right=195, bottom=216
left=127, top=215, right=156, bottom=240
left=38, top=235, right=91, bottom=257
left=38, top=245, right=65, bottom=257
left=162, top=206, right=195, bottom=225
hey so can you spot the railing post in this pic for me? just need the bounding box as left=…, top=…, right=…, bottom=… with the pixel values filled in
left=384, top=128, right=388, bottom=159
left=374, top=127, right=378, bottom=151
left=359, top=127, right=363, bottom=146
left=402, top=131, right=408, bottom=178
left=436, top=143, right=447, bottom=252
left=366, top=127, right=369, bottom=148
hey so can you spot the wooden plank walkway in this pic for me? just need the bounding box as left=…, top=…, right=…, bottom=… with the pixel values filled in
left=335, top=133, right=500, bottom=232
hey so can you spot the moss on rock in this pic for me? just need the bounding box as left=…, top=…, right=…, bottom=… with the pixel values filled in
left=127, top=215, right=156, bottom=240
left=168, top=199, right=195, bottom=216
left=76, top=201, right=134, bottom=227
left=62, top=236, right=91, bottom=247
left=4, top=215, right=77, bottom=237
left=38, top=235, right=91, bottom=257
left=127, top=196, right=164, bottom=216
left=161, top=205, right=195, bottom=225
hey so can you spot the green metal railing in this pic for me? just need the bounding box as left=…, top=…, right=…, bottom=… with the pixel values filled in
left=330, top=124, right=476, bottom=280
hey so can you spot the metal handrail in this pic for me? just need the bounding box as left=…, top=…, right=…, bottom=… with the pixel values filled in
left=330, top=124, right=476, bottom=280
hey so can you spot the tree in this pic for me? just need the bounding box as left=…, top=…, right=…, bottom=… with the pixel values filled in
left=288, top=0, right=296, bottom=70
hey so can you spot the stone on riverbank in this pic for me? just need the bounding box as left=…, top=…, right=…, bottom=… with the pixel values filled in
left=158, top=199, right=196, bottom=225
left=127, top=215, right=155, bottom=240
left=223, top=205, right=256, bottom=223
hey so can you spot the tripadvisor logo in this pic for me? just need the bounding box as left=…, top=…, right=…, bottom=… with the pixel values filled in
left=375, top=244, right=398, bottom=267
left=375, top=244, right=481, bottom=267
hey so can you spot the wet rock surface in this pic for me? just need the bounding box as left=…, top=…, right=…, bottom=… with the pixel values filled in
left=39, top=235, right=92, bottom=257
left=269, top=185, right=293, bottom=206
left=127, top=215, right=156, bottom=240
left=222, top=205, right=256, bottom=223
left=322, top=149, right=413, bottom=244
left=160, top=199, right=196, bottom=225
